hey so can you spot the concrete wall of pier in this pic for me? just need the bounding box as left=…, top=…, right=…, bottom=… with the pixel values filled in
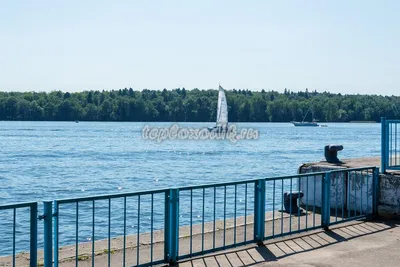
left=298, top=157, right=400, bottom=218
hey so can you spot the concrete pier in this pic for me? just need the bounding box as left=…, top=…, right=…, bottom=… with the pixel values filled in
left=298, top=156, right=400, bottom=219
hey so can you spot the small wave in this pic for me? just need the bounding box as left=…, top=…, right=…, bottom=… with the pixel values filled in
left=0, top=128, right=36, bottom=131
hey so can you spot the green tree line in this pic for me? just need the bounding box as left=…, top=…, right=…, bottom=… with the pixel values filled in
left=0, top=88, right=399, bottom=122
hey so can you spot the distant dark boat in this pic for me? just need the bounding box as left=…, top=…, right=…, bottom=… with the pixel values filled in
left=292, top=107, right=319, bottom=127
left=75, top=120, right=79, bottom=123
left=292, top=121, right=319, bottom=127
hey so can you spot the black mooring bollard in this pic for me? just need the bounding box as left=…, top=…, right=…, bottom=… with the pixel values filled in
left=324, top=144, right=344, bottom=163
left=284, top=192, right=304, bottom=214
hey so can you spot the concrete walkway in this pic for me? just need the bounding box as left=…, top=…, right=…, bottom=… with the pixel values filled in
left=177, top=219, right=400, bottom=267
left=2, top=215, right=398, bottom=266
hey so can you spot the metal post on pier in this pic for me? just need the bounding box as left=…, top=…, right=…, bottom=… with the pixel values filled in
left=322, top=172, right=331, bottom=230
left=373, top=168, right=380, bottom=216
left=43, top=201, right=53, bottom=267
left=254, top=179, right=266, bottom=244
left=164, top=188, right=179, bottom=265
left=53, top=200, right=59, bottom=267
left=381, top=117, right=387, bottom=173
left=30, top=203, right=38, bottom=267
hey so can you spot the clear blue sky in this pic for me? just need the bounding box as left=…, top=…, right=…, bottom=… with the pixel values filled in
left=0, top=0, right=399, bottom=95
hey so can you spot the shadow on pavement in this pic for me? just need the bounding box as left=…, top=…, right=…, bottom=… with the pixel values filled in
left=174, top=219, right=398, bottom=267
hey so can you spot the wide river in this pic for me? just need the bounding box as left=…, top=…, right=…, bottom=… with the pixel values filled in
left=0, top=121, right=380, bottom=255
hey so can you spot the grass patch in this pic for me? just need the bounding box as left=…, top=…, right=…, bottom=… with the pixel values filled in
left=103, top=249, right=116, bottom=255
left=78, top=255, right=90, bottom=261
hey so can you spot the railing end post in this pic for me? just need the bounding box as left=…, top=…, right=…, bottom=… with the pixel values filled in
left=373, top=168, right=380, bottom=216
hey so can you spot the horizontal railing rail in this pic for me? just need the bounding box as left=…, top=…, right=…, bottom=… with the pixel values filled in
left=177, top=171, right=329, bottom=191
left=55, top=188, right=170, bottom=204
left=0, top=167, right=379, bottom=267
left=381, top=117, right=400, bottom=172
left=329, top=166, right=378, bottom=173
left=0, top=202, right=38, bottom=267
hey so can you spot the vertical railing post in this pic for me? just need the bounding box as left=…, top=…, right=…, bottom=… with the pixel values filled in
left=381, top=117, right=387, bottom=173
left=53, top=201, right=59, bottom=267
left=164, top=190, right=169, bottom=264
left=43, top=201, right=53, bottom=267
left=164, top=189, right=179, bottom=265
left=322, top=172, right=331, bottom=230
left=372, top=168, right=380, bottom=216
left=30, top=203, right=38, bottom=267
left=254, top=179, right=266, bottom=244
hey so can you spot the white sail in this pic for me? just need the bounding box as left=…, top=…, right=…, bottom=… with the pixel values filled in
left=216, top=85, right=228, bottom=126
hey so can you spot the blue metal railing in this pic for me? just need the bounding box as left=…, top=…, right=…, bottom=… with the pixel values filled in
left=0, top=167, right=379, bottom=267
left=177, top=179, right=257, bottom=260
left=327, top=167, right=379, bottom=226
left=0, top=202, right=38, bottom=267
left=381, top=117, right=400, bottom=172
left=264, top=172, right=324, bottom=239
left=53, top=188, right=168, bottom=267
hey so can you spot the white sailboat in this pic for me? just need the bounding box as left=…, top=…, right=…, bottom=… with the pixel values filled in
left=208, top=85, right=229, bottom=133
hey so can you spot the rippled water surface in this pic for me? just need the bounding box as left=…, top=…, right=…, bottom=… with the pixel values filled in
left=0, top=121, right=380, bottom=255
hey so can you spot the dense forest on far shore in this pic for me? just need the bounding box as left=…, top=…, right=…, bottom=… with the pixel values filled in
left=0, top=88, right=399, bottom=122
